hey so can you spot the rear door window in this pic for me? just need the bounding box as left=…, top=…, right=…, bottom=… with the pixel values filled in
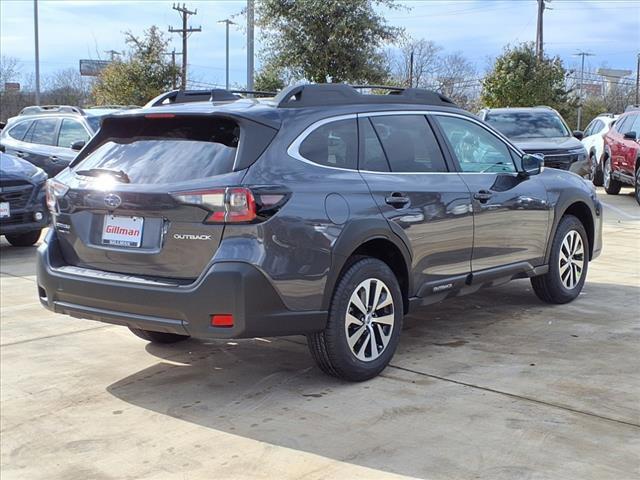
left=73, top=116, right=239, bottom=184
left=369, top=115, right=447, bottom=173
left=298, top=119, right=357, bottom=169
left=58, top=119, right=90, bottom=148
left=26, top=118, right=59, bottom=145
left=7, top=121, right=32, bottom=141
left=359, top=118, right=390, bottom=172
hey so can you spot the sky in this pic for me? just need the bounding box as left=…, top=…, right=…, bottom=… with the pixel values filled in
left=1, top=0, right=639, bottom=89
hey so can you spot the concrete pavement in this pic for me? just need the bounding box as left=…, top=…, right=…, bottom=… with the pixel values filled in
left=1, top=188, right=639, bottom=479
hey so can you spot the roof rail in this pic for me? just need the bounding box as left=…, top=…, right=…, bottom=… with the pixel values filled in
left=227, top=89, right=276, bottom=97
left=273, top=84, right=456, bottom=109
left=86, top=105, right=140, bottom=110
left=19, top=105, right=85, bottom=116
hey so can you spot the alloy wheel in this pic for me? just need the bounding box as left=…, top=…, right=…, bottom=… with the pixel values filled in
left=604, top=159, right=611, bottom=189
left=344, top=278, right=394, bottom=362
left=559, top=230, right=585, bottom=290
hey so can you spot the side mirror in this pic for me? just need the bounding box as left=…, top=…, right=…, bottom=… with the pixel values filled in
left=521, top=154, right=543, bottom=177
left=0, top=144, right=5, bottom=153
left=70, top=140, right=86, bottom=151
left=623, top=131, right=637, bottom=140
left=573, top=130, right=584, bottom=140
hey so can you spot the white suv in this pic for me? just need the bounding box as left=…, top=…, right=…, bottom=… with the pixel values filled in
left=581, top=113, right=618, bottom=186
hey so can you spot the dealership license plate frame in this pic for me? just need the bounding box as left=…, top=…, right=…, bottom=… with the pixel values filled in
left=0, top=202, right=9, bottom=218
left=102, top=215, right=144, bottom=248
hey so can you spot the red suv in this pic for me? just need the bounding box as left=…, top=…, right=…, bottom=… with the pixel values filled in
left=602, top=107, right=640, bottom=204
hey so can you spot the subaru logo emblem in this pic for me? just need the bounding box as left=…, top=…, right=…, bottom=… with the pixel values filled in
left=104, top=193, right=122, bottom=209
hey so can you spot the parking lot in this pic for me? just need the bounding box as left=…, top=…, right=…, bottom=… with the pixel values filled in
left=1, top=188, right=638, bottom=480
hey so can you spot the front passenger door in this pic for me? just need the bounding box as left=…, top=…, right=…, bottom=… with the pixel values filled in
left=433, top=114, right=551, bottom=272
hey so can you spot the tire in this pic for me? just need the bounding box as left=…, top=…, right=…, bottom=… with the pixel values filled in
left=603, top=157, right=621, bottom=195
left=307, top=257, right=403, bottom=382
left=129, top=327, right=190, bottom=344
left=635, top=167, right=640, bottom=206
left=5, top=229, right=41, bottom=247
left=592, top=154, right=604, bottom=186
left=531, top=214, right=589, bottom=304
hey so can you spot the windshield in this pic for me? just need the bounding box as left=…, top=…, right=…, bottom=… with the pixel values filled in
left=485, top=111, right=570, bottom=139
left=86, top=116, right=103, bottom=132
left=73, top=116, right=239, bottom=184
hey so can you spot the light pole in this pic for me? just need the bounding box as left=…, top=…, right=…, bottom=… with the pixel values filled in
left=574, top=51, right=594, bottom=131
left=33, top=0, right=40, bottom=105
left=218, top=19, right=236, bottom=90
left=247, top=0, right=254, bottom=91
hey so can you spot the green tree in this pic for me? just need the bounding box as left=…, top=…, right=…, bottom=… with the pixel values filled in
left=481, top=42, right=572, bottom=111
left=254, top=62, right=286, bottom=93
left=93, top=26, right=178, bottom=106
left=255, top=0, right=401, bottom=84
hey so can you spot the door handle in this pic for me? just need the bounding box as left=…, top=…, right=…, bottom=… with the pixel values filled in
left=385, top=193, right=410, bottom=208
left=15, top=151, right=26, bottom=158
left=473, top=190, right=493, bottom=203
left=49, top=155, right=60, bottom=162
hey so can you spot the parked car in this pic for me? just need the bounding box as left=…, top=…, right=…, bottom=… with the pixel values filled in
left=0, top=105, right=130, bottom=177
left=0, top=151, right=49, bottom=246
left=602, top=107, right=640, bottom=204
left=37, top=84, right=603, bottom=381
left=581, top=113, right=618, bottom=186
left=478, top=106, right=589, bottom=177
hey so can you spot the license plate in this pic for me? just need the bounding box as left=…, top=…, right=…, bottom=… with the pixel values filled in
left=0, top=202, right=9, bottom=218
left=102, top=215, right=144, bottom=247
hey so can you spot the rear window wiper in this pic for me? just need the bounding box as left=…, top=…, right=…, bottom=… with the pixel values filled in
left=75, top=168, right=130, bottom=184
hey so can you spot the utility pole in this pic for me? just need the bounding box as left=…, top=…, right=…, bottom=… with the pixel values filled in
left=247, top=0, right=255, bottom=91
left=168, top=3, right=201, bottom=90
left=636, top=53, right=639, bottom=106
left=164, top=50, right=181, bottom=90
left=574, top=51, right=595, bottom=130
left=408, top=50, right=414, bottom=88
left=33, top=0, right=40, bottom=105
left=218, top=19, right=236, bottom=90
left=535, top=0, right=548, bottom=61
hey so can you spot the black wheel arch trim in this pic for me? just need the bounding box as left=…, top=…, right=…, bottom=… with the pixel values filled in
left=324, top=218, right=413, bottom=311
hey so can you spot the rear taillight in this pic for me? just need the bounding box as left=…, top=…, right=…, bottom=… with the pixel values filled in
left=173, top=187, right=258, bottom=223
left=45, top=179, right=69, bottom=214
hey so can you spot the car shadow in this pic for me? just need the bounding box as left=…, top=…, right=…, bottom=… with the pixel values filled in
left=106, top=279, right=640, bottom=478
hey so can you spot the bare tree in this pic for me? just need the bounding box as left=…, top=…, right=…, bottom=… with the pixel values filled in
left=1, top=56, right=21, bottom=87
left=435, top=52, right=478, bottom=108
left=390, top=38, right=441, bottom=88
left=44, top=68, right=93, bottom=106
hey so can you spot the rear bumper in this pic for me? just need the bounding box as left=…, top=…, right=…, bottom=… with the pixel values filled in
left=36, top=231, right=327, bottom=339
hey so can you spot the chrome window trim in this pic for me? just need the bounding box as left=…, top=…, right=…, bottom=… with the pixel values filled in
left=287, top=110, right=524, bottom=174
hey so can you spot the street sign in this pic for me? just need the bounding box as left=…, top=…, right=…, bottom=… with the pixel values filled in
left=79, top=59, right=111, bottom=77
left=4, top=82, right=20, bottom=91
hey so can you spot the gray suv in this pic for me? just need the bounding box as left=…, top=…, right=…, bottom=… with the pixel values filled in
left=37, top=85, right=603, bottom=381
left=0, top=106, right=131, bottom=177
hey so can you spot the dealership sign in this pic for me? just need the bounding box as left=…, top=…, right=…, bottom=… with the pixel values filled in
left=79, top=59, right=111, bottom=77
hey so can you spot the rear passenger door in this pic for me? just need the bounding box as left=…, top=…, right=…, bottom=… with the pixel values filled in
left=19, top=118, right=61, bottom=175
left=358, top=113, right=474, bottom=296
left=432, top=113, right=550, bottom=273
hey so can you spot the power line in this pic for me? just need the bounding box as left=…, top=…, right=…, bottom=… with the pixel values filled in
left=168, top=3, right=201, bottom=90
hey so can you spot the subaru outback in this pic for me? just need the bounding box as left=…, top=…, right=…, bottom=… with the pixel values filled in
left=37, top=84, right=603, bottom=381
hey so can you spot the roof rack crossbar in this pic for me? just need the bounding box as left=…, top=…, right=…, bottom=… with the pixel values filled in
left=274, top=84, right=456, bottom=109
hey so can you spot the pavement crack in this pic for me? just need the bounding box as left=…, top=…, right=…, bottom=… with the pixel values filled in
left=0, top=271, right=36, bottom=282
left=1, top=325, right=113, bottom=347
left=388, top=364, right=640, bottom=429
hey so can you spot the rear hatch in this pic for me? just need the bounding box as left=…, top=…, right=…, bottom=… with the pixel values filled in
left=51, top=112, right=276, bottom=280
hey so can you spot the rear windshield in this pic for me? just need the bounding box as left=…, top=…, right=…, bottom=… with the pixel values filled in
left=485, top=111, right=570, bottom=139
left=73, top=116, right=239, bottom=184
